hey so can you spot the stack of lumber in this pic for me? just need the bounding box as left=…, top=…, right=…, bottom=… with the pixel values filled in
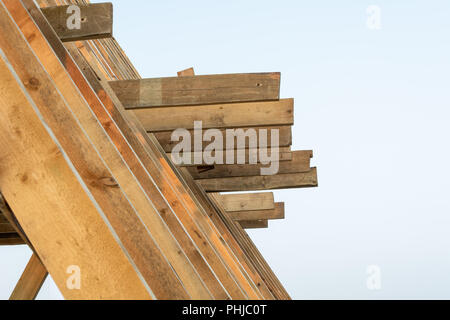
left=0, top=0, right=317, bottom=300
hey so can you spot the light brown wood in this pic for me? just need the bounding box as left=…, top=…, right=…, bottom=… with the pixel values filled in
left=168, top=147, right=293, bottom=166
left=198, top=168, right=318, bottom=192
left=23, top=0, right=295, bottom=300
left=239, top=220, right=269, bottom=229
left=0, top=51, right=151, bottom=299
left=154, top=126, right=292, bottom=152
left=20, top=1, right=263, bottom=300
left=217, top=193, right=275, bottom=212
left=0, top=2, right=184, bottom=299
left=229, top=203, right=285, bottom=221
left=177, top=68, right=195, bottom=77
left=109, top=73, right=280, bottom=108
left=133, top=99, right=294, bottom=132
left=10, top=254, right=48, bottom=300
left=188, top=150, right=312, bottom=179
left=41, top=3, right=113, bottom=42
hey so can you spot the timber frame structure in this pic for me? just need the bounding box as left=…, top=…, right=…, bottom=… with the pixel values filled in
left=0, top=0, right=318, bottom=300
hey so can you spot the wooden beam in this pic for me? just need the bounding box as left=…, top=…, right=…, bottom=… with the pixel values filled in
left=109, top=73, right=280, bottom=108
left=217, top=193, right=275, bottom=212
left=18, top=0, right=264, bottom=300
left=0, top=2, right=181, bottom=299
left=10, top=254, right=48, bottom=300
left=188, top=150, right=312, bottom=179
left=198, top=168, right=318, bottom=192
left=41, top=3, right=113, bottom=42
left=0, top=233, right=25, bottom=246
left=167, top=147, right=293, bottom=166
left=229, top=203, right=285, bottom=221
left=132, top=99, right=294, bottom=132
left=0, top=222, right=16, bottom=233
left=154, top=126, right=292, bottom=153
left=177, top=67, right=195, bottom=77
left=239, top=220, right=268, bottom=229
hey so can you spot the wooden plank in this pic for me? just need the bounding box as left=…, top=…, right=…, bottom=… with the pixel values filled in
left=0, top=212, right=8, bottom=224
left=198, top=168, right=318, bottom=192
left=133, top=99, right=294, bottom=132
left=41, top=3, right=113, bottom=42
left=178, top=67, right=195, bottom=77
left=0, top=48, right=151, bottom=300
left=0, top=222, right=16, bottom=234
left=109, top=73, right=280, bottom=108
left=154, top=126, right=292, bottom=153
left=208, top=193, right=291, bottom=299
left=239, top=220, right=268, bottom=229
left=0, top=233, right=25, bottom=246
left=188, top=150, right=312, bottom=179
left=168, top=147, right=292, bottom=166
left=0, top=2, right=181, bottom=299
left=19, top=0, right=262, bottom=300
left=10, top=254, right=48, bottom=300
left=229, top=203, right=285, bottom=221
left=218, top=193, right=275, bottom=212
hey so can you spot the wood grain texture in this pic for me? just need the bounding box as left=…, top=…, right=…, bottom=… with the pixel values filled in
left=41, top=3, right=113, bottom=42
left=217, top=193, right=275, bottom=212
left=1, top=1, right=191, bottom=300
left=10, top=254, right=48, bottom=300
left=229, top=203, right=285, bottom=221
left=109, top=73, right=280, bottom=108
left=239, top=220, right=269, bottom=229
left=168, top=147, right=292, bottom=167
left=0, top=50, right=151, bottom=299
left=154, top=126, right=292, bottom=153
left=32, top=0, right=293, bottom=300
left=198, top=168, right=318, bottom=192
left=133, top=99, right=294, bottom=132
left=187, top=150, right=312, bottom=179
left=20, top=0, right=262, bottom=300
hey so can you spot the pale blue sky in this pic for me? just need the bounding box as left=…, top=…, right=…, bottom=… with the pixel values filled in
left=1, top=0, right=449, bottom=300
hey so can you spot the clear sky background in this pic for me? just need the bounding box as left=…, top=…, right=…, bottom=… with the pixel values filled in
left=1, top=0, right=449, bottom=300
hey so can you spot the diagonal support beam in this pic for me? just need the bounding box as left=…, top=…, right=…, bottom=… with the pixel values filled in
left=10, top=253, right=48, bottom=300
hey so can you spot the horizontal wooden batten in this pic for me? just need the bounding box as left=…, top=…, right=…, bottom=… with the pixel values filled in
left=239, top=220, right=268, bottom=230
left=0, top=233, right=25, bottom=246
left=0, top=212, right=8, bottom=223
left=132, top=99, right=293, bottom=132
left=229, top=203, right=285, bottom=222
left=154, top=126, right=292, bottom=153
left=198, top=168, right=318, bottom=192
left=218, top=193, right=275, bottom=212
left=0, top=222, right=16, bottom=234
left=41, top=3, right=113, bottom=42
left=188, top=150, right=312, bottom=179
left=109, top=73, right=280, bottom=108
left=168, top=147, right=292, bottom=167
